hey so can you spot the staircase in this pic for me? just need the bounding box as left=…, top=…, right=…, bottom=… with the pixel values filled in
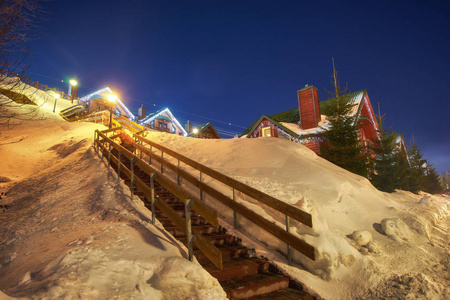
left=107, top=147, right=315, bottom=299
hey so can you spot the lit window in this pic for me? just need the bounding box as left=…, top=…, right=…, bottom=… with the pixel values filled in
left=262, top=126, right=271, bottom=137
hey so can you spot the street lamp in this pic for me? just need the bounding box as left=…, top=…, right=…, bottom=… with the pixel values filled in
left=193, top=127, right=199, bottom=138
left=52, top=93, right=60, bottom=113
left=107, top=94, right=118, bottom=128
left=69, top=79, right=78, bottom=104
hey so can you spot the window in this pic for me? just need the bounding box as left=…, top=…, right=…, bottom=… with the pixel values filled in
left=261, top=126, right=271, bottom=137
left=172, top=125, right=176, bottom=133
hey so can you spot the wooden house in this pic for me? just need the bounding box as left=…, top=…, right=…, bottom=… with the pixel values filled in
left=139, top=108, right=188, bottom=136
left=188, top=122, right=221, bottom=139
left=78, top=87, right=135, bottom=121
left=241, top=85, right=381, bottom=155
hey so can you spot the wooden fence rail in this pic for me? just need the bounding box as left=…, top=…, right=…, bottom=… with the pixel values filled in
left=2, top=70, right=77, bottom=101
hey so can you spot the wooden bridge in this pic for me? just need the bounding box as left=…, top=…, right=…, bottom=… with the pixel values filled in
left=89, top=115, right=316, bottom=299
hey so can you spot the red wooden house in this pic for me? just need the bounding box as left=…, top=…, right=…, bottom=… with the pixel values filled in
left=241, top=85, right=381, bottom=155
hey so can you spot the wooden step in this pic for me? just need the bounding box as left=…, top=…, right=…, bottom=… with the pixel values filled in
left=194, top=245, right=248, bottom=264
left=164, top=224, right=223, bottom=236
left=203, top=258, right=270, bottom=281
left=221, top=272, right=289, bottom=299
left=251, top=287, right=314, bottom=299
left=179, top=234, right=238, bottom=247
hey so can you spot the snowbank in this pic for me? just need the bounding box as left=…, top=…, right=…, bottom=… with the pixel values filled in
left=0, top=97, right=225, bottom=299
left=140, top=132, right=449, bottom=299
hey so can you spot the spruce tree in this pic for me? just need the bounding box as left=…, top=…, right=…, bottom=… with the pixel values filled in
left=423, top=164, right=444, bottom=194
left=408, top=140, right=425, bottom=194
left=370, top=104, right=397, bottom=192
left=393, top=147, right=411, bottom=191
left=320, top=59, right=368, bottom=177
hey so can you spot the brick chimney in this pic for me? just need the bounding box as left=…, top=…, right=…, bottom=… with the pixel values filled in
left=297, top=85, right=321, bottom=129
left=138, top=104, right=146, bottom=120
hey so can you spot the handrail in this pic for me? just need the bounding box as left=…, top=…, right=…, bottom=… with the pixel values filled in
left=133, top=141, right=315, bottom=260
left=95, top=130, right=223, bottom=268
left=134, top=134, right=313, bottom=228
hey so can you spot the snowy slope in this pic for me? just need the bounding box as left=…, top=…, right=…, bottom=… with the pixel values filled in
left=0, top=81, right=449, bottom=299
left=0, top=89, right=226, bottom=299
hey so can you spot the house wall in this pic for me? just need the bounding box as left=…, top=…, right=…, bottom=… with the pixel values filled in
left=248, top=119, right=279, bottom=138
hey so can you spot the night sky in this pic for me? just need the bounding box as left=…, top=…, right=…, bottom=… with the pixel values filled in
left=28, top=0, right=449, bottom=173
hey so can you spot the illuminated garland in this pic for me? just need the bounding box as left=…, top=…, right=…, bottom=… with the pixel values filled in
left=139, top=108, right=188, bottom=136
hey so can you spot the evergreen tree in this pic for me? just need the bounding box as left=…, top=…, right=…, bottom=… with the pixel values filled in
left=423, top=164, right=444, bottom=194
left=370, top=104, right=397, bottom=192
left=439, top=172, right=450, bottom=193
left=408, top=140, right=425, bottom=194
left=393, top=147, right=411, bottom=191
left=320, top=59, right=368, bottom=177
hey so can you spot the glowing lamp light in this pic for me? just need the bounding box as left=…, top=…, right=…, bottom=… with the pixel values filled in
left=193, top=128, right=199, bottom=134
left=69, top=79, right=78, bottom=86
left=107, top=94, right=118, bottom=102
left=52, top=93, right=60, bottom=113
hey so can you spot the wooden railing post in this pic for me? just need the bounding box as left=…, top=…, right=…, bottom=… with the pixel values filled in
left=130, top=158, right=137, bottom=199
left=160, top=151, right=164, bottom=174
left=117, top=151, right=122, bottom=183
left=199, top=172, right=203, bottom=200
left=233, top=188, right=238, bottom=229
left=185, top=198, right=196, bottom=262
left=107, top=142, right=112, bottom=169
left=149, top=145, right=152, bottom=165
left=177, top=160, right=181, bottom=185
left=101, top=138, right=105, bottom=161
left=286, top=215, right=292, bottom=265
left=150, top=173, right=157, bottom=225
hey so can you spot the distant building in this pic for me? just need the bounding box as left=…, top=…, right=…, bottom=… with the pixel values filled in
left=139, top=108, right=187, bottom=136
left=241, top=85, right=381, bottom=155
left=188, top=122, right=221, bottom=139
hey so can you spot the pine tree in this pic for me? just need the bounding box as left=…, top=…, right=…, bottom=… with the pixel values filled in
left=370, top=104, right=397, bottom=192
left=408, top=140, right=425, bottom=194
left=393, top=147, right=410, bottom=191
left=320, top=59, right=368, bottom=177
left=423, top=164, right=444, bottom=194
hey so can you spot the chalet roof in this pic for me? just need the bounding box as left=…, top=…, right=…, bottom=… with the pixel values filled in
left=139, top=107, right=188, bottom=136
left=79, top=86, right=135, bottom=120
left=189, top=122, right=221, bottom=138
left=241, top=89, right=368, bottom=138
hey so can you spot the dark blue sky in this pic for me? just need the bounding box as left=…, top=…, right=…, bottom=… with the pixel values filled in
left=29, top=0, right=449, bottom=173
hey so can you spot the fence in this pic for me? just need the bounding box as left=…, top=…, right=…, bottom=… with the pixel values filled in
left=2, top=69, right=78, bottom=101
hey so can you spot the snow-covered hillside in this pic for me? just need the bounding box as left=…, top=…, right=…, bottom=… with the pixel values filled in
left=0, top=81, right=448, bottom=299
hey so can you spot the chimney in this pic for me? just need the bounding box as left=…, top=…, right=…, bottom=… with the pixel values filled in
left=297, top=85, right=321, bottom=129
left=138, top=104, right=146, bottom=120
left=185, top=121, right=192, bottom=134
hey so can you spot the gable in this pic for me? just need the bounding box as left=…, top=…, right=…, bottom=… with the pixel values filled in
left=79, top=86, right=135, bottom=120
left=139, top=107, right=188, bottom=136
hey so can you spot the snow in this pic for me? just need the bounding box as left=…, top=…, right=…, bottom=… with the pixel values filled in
left=0, top=81, right=449, bottom=299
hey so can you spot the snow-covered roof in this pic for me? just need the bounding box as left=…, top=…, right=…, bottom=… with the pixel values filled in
left=79, top=87, right=135, bottom=120
left=139, top=107, right=188, bottom=136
